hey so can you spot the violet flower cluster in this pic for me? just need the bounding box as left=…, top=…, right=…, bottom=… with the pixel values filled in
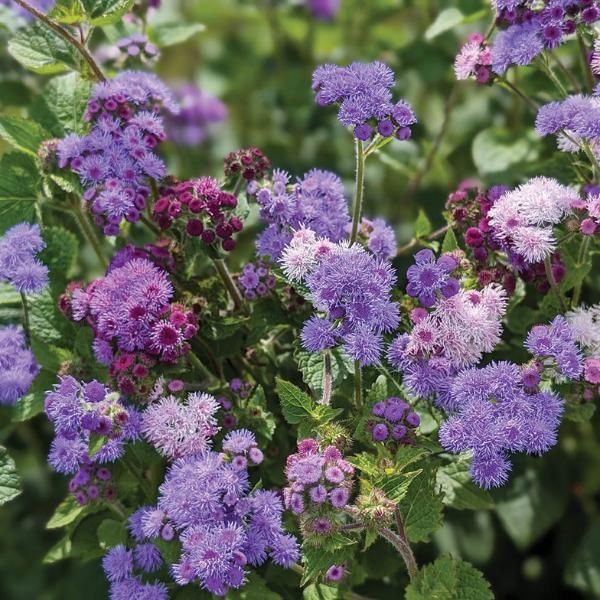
left=166, top=84, right=227, bottom=146
left=567, top=304, right=600, bottom=386
left=306, top=0, right=340, bottom=21
left=405, top=249, right=460, bottom=308
left=237, top=261, right=276, bottom=300
left=126, top=428, right=298, bottom=596
left=487, top=176, right=578, bottom=264
left=71, top=257, right=198, bottom=369
left=369, top=397, right=420, bottom=445
left=439, top=360, right=565, bottom=488
left=0, top=326, right=39, bottom=406
left=56, top=71, right=178, bottom=235
left=0, top=222, right=49, bottom=294
left=281, top=229, right=399, bottom=365
left=311, top=61, right=417, bottom=141
left=358, top=217, right=397, bottom=261
left=283, top=438, right=355, bottom=533
left=44, top=376, right=141, bottom=480
left=490, top=1, right=600, bottom=75
left=249, top=168, right=351, bottom=260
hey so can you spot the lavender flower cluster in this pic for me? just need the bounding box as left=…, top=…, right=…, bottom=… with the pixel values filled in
left=369, top=397, right=420, bottom=445
left=57, top=71, right=177, bottom=235
left=237, top=261, right=276, bottom=300
left=0, top=222, right=48, bottom=293
left=0, top=326, right=39, bottom=406
left=311, top=61, right=417, bottom=141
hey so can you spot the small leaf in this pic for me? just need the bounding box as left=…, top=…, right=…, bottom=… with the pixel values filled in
left=80, top=0, right=135, bottom=25
left=42, top=535, right=72, bottom=564
left=47, top=494, right=85, bottom=529
left=405, top=555, right=493, bottom=600
left=0, top=152, right=40, bottom=234
left=425, top=8, right=465, bottom=40
left=565, top=521, right=600, bottom=596
left=414, top=209, right=432, bottom=239
left=0, top=446, right=21, bottom=506
left=148, top=22, right=205, bottom=48
left=441, top=227, right=459, bottom=253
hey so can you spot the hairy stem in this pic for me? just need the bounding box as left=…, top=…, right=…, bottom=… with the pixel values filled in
left=12, top=0, right=106, bottom=82
left=577, top=30, right=595, bottom=93
left=72, top=204, right=108, bottom=270
left=320, top=350, right=333, bottom=406
left=544, top=255, right=568, bottom=313
left=498, top=79, right=540, bottom=112
left=353, top=360, right=363, bottom=411
left=572, top=236, right=591, bottom=308
left=20, top=292, right=31, bottom=343
left=379, top=526, right=418, bottom=580
left=212, top=258, right=245, bottom=312
left=350, top=138, right=365, bottom=244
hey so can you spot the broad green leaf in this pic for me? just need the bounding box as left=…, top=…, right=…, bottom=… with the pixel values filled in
left=148, top=22, right=205, bottom=47
left=493, top=458, right=568, bottom=550
left=29, top=288, right=72, bottom=345
left=295, top=347, right=353, bottom=397
left=154, top=537, right=182, bottom=564
left=275, top=377, right=315, bottom=425
left=303, top=584, right=340, bottom=600
left=230, top=573, right=281, bottom=600
left=97, top=519, right=127, bottom=549
left=46, top=494, right=85, bottom=529
left=49, top=0, right=86, bottom=24
left=12, top=368, right=56, bottom=422
left=472, top=127, right=539, bottom=176
left=424, top=8, right=464, bottom=40
left=399, top=464, right=444, bottom=543
left=436, top=457, right=494, bottom=511
left=405, top=555, right=493, bottom=600
left=565, top=521, right=600, bottom=596
left=366, top=374, right=388, bottom=406
left=414, top=209, right=432, bottom=238
left=40, top=226, right=79, bottom=280
left=0, top=153, right=40, bottom=233
left=564, top=402, right=596, bottom=423
left=441, top=227, right=459, bottom=253
left=81, top=0, right=134, bottom=25
left=42, top=535, right=72, bottom=564
left=8, top=21, right=78, bottom=74
left=30, top=72, right=92, bottom=136
left=0, top=446, right=21, bottom=506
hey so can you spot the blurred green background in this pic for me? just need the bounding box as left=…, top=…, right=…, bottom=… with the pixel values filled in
left=2, top=0, right=600, bottom=598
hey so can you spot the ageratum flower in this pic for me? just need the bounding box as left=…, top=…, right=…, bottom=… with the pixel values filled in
left=488, top=177, right=577, bottom=264
left=0, top=326, right=39, bottom=406
left=0, top=222, right=49, bottom=293
left=359, top=217, right=397, bottom=261
left=567, top=303, right=600, bottom=356
left=311, top=61, right=417, bottom=141
left=141, top=392, right=220, bottom=459
left=281, top=230, right=399, bottom=365
left=405, top=249, right=460, bottom=307
left=57, top=71, right=177, bottom=235
left=251, top=168, right=351, bottom=261
left=439, top=361, right=565, bottom=488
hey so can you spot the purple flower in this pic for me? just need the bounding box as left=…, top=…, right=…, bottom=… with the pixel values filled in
left=133, top=543, right=163, bottom=573
left=491, top=22, right=544, bottom=75
left=0, top=222, right=48, bottom=293
left=360, top=217, right=397, bottom=260
left=0, top=326, right=39, bottom=405
left=102, top=545, right=134, bottom=582
left=307, top=0, right=339, bottom=21
left=406, top=249, right=459, bottom=307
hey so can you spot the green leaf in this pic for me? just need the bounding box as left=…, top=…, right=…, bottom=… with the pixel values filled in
left=42, top=534, right=72, bottom=564
left=565, top=521, right=600, bottom=596
left=8, top=21, right=78, bottom=74
left=0, top=152, right=40, bottom=234
left=148, top=22, right=205, bottom=47
left=97, top=519, right=127, bottom=549
left=301, top=545, right=346, bottom=586
left=303, top=584, right=340, bottom=600
left=436, top=457, right=494, bottom=511
left=399, top=464, right=444, bottom=543
left=564, top=402, right=596, bottom=423
left=0, top=446, right=21, bottom=506
left=230, top=573, right=281, bottom=600
left=441, top=227, right=459, bottom=253
left=49, top=0, right=87, bottom=24
left=40, top=226, right=78, bottom=280
left=414, top=209, right=432, bottom=238
left=405, top=555, right=493, bottom=600
left=424, top=8, right=464, bottom=40
left=30, top=72, right=92, bottom=136
left=472, top=127, right=539, bottom=176
left=0, top=115, right=49, bottom=156
left=275, top=378, right=315, bottom=425
left=153, top=537, right=182, bottom=564
left=46, top=494, right=85, bottom=529
left=88, top=434, right=106, bottom=458
left=492, top=458, right=568, bottom=550
left=12, top=368, right=56, bottom=422
left=295, top=348, right=353, bottom=396
left=29, top=288, right=71, bottom=345
left=80, top=0, right=134, bottom=25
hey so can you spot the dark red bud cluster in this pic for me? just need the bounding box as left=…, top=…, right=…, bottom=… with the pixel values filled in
left=224, top=147, right=271, bottom=181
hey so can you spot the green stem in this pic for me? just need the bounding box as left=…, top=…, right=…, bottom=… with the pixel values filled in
left=544, top=255, right=568, bottom=313
left=350, top=138, right=365, bottom=244
left=188, top=351, right=216, bottom=384
left=550, top=50, right=580, bottom=92
left=232, top=174, right=244, bottom=197
left=577, top=30, right=595, bottom=93
left=73, top=205, right=108, bottom=270
left=320, top=350, right=333, bottom=406
left=12, top=0, right=106, bottom=81
left=379, top=526, right=418, bottom=580
left=396, top=224, right=450, bottom=257
left=572, top=236, right=591, bottom=308
left=538, top=56, right=569, bottom=98
left=20, top=292, right=31, bottom=343
left=498, top=79, right=540, bottom=112
left=212, top=257, right=245, bottom=312
left=353, top=360, right=363, bottom=411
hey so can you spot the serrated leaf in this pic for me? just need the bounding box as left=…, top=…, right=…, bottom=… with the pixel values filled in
left=441, top=227, right=459, bottom=253
left=414, top=209, right=432, bottom=238
left=405, top=555, right=493, bottom=600
left=301, top=544, right=346, bottom=586
left=80, top=0, right=134, bottom=25
left=8, top=21, right=78, bottom=74
left=40, top=225, right=78, bottom=280
left=399, top=465, right=444, bottom=543
left=29, top=287, right=71, bottom=344
left=0, top=446, right=21, bottom=506
left=30, top=72, right=92, bottom=136
left=303, top=584, right=340, bottom=600
left=46, top=494, right=85, bottom=529
left=0, top=115, right=49, bottom=156
left=296, top=347, right=353, bottom=397
left=49, top=0, right=86, bottom=24
left=97, top=519, right=127, bottom=549
left=0, top=153, right=40, bottom=233
left=436, top=457, right=494, bottom=511
left=424, top=8, right=464, bottom=40
left=275, top=378, right=315, bottom=425
left=148, top=22, right=205, bottom=47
